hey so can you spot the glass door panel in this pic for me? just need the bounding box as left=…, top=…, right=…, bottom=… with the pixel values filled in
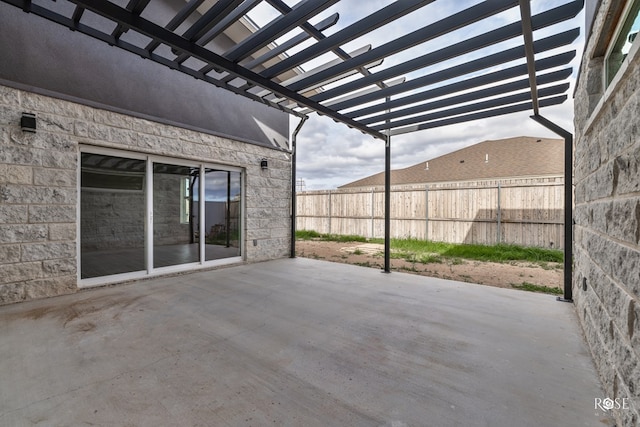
left=153, top=163, right=200, bottom=268
left=203, top=169, right=241, bottom=261
left=80, top=153, right=146, bottom=278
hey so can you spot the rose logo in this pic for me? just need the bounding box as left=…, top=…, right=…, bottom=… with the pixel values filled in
left=602, top=398, right=615, bottom=410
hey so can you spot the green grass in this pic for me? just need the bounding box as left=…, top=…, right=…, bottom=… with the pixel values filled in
left=295, top=230, right=368, bottom=243
left=511, top=282, right=563, bottom=295
left=296, top=230, right=563, bottom=266
left=381, top=238, right=562, bottom=264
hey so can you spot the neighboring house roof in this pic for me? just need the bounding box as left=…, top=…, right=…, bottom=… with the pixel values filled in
left=339, top=136, right=564, bottom=188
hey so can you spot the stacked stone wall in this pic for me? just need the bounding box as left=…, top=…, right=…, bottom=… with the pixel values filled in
left=0, top=84, right=291, bottom=304
left=573, top=1, right=640, bottom=424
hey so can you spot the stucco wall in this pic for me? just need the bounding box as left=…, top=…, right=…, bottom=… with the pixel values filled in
left=0, top=84, right=292, bottom=305
left=574, top=1, right=640, bottom=425
left=0, top=2, right=290, bottom=150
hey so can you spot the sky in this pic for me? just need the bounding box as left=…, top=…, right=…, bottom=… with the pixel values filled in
left=249, top=1, right=585, bottom=190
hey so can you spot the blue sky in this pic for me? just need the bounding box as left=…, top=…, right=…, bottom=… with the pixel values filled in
left=250, top=1, right=584, bottom=190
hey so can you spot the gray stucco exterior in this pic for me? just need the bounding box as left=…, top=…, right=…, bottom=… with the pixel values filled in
left=0, top=2, right=289, bottom=149
left=574, top=1, right=640, bottom=425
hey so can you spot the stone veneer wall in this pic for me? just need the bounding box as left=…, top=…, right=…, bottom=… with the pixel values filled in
left=573, top=1, right=640, bottom=425
left=0, top=84, right=292, bottom=305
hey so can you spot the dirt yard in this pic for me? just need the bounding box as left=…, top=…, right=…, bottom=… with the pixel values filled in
left=296, top=240, right=563, bottom=292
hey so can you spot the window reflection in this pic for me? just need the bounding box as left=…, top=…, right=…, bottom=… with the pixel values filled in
left=203, top=169, right=241, bottom=261
left=80, top=153, right=146, bottom=278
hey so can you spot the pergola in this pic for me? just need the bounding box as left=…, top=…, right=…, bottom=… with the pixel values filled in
left=3, top=0, right=582, bottom=301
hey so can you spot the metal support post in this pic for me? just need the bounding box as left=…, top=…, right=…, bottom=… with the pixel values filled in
left=531, top=114, right=573, bottom=302
left=290, top=116, right=308, bottom=258
left=384, top=133, right=391, bottom=273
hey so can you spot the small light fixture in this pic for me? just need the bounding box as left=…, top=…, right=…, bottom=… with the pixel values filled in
left=21, top=112, right=37, bottom=133
left=260, top=158, right=268, bottom=170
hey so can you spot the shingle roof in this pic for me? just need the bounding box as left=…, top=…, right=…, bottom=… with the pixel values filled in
left=339, top=136, right=564, bottom=188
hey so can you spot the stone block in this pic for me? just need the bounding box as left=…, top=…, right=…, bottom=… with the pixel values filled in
left=0, top=164, right=32, bottom=184
left=0, top=244, right=21, bottom=263
left=0, top=261, right=42, bottom=283
left=49, top=223, right=76, bottom=241
left=575, top=133, right=603, bottom=178
left=0, top=224, right=48, bottom=243
left=610, top=245, right=640, bottom=297
left=584, top=161, right=615, bottom=202
left=40, top=150, right=77, bottom=169
left=0, top=185, right=76, bottom=204
left=605, top=199, right=640, bottom=244
left=0, top=106, right=16, bottom=126
left=182, top=141, right=212, bottom=159
left=270, top=227, right=290, bottom=239
left=603, top=283, right=636, bottom=344
left=42, top=258, right=77, bottom=276
left=21, top=242, right=76, bottom=262
left=94, top=109, right=133, bottom=129
left=581, top=303, right=614, bottom=386
left=611, top=326, right=640, bottom=398
left=10, top=130, right=75, bottom=152
left=132, top=118, right=161, bottom=136
left=74, top=120, right=88, bottom=137
left=613, top=145, right=640, bottom=196
left=0, top=205, right=27, bottom=224
left=109, top=127, right=138, bottom=146
left=87, top=122, right=110, bottom=141
left=38, top=113, right=74, bottom=133
left=0, top=282, right=26, bottom=305
left=23, top=275, right=76, bottom=300
left=33, top=168, right=76, bottom=187
left=22, top=92, right=92, bottom=120
left=632, top=301, right=640, bottom=359
left=0, top=85, right=20, bottom=107
left=136, top=132, right=178, bottom=156
left=28, top=205, right=76, bottom=223
left=0, top=145, right=39, bottom=166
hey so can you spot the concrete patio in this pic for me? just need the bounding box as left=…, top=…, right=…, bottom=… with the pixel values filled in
left=0, top=258, right=611, bottom=426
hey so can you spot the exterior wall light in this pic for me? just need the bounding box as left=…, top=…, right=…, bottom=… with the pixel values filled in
left=260, top=158, right=268, bottom=170
left=21, top=112, right=37, bottom=133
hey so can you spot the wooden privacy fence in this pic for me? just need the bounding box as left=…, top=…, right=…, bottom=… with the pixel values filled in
left=296, top=177, right=565, bottom=249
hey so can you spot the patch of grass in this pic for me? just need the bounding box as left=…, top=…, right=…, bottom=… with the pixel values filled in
left=296, top=230, right=368, bottom=243
left=296, top=230, right=323, bottom=240
left=352, top=248, right=364, bottom=255
left=384, top=238, right=562, bottom=265
left=419, top=254, right=443, bottom=264
left=354, top=261, right=372, bottom=268
left=297, top=231, right=563, bottom=266
left=511, top=282, right=563, bottom=295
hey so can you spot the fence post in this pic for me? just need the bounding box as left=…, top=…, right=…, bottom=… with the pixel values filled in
left=425, top=186, right=429, bottom=241
left=371, top=188, right=375, bottom=239
left=497, top=182, right=502, bottom=244
left=328, top=190, right=332, bottom=235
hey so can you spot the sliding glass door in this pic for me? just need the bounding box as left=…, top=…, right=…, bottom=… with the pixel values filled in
left=153, top=163, right=200, bottom=268
left=203, top=169, right=242, bottom=261
left=80, top=153, right=146, bottom=279
left=80, top=149, right=243, bottom=283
